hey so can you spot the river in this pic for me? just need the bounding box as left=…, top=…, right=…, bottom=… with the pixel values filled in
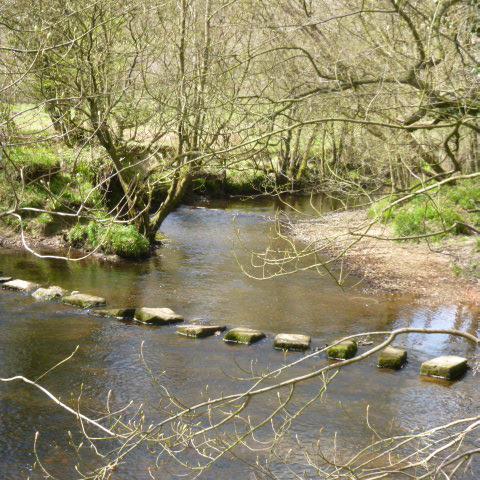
left=0, top=199, right=478, bottom=479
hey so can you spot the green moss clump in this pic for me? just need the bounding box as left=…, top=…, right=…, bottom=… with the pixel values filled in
left=68, top=222, right=150, bottom=258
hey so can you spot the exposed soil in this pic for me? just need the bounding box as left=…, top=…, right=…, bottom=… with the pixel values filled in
left=0, top=226, right=121, bottom=262
left=292, top=210, right=480, bottom=305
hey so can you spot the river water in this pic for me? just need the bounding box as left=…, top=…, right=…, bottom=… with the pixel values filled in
left=0, top=199, right=478, bottom=479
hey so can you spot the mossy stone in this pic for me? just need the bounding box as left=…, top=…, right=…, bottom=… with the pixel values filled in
left=177, top=324, right=226, bottom=338
left=327, top=340, right=357, bottom=359
left=224, top=328, right=265, bottom=345
left=378, top=346, right=407, bottom=369
left=92, top=308, right=136, bottom=319
left=274, top=333, right=311, bottom=351
left=420, top=356, right=468, bottom=380
left=134, top=307, right=184, bottom=325
left=62, top=293, right=106, bottom=309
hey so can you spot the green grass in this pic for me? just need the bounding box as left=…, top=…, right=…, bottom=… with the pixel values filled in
left=369, top=180, right=480, bottom=240
left=68, top=221, right=150, bottom=258
left=11, top=103, right=54, bottom=136
left=8, top=146, right=60, bottom=181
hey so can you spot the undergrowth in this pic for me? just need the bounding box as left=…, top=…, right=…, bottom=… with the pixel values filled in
left=369, top=180, right=480, bottom=240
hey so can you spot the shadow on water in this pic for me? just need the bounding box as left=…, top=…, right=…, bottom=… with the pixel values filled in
left=0, top=198, right=478, bottom=479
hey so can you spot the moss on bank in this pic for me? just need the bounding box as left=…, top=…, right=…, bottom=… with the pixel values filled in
left=68, top=222, right=150, bottom=259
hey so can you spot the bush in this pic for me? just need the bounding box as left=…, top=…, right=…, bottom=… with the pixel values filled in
left=68, top=222, right=150, bottom=258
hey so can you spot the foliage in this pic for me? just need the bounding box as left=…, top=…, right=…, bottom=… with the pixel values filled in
left=68, top=221, right=150, bottom=258
left=370, top=181, right=480, bottom=239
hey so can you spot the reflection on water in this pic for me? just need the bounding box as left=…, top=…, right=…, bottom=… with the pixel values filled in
left=0, top=199, right=478, bottom=479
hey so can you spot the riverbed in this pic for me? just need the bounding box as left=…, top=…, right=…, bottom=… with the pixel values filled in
left=0, top=200, right=478, bottom=479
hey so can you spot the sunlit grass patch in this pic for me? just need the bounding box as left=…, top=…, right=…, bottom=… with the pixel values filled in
left=369, top=180, right=480, bottom=240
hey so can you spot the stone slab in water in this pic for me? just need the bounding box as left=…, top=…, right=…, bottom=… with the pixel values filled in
left=378, top=346, right=407, bottom=369
left=0, top=276, right=12, bottom=283
left=134, top=307, right=184, bottom=325
left=274, top=333, right=311, bottom=351
left=2, top=279, right=40, bottom=293
left=32, top=286, right=69, bottom=301
left=420, top=355, right=468, bottom=380
left=92, top=308, right=136, bottom=319
left=177, top=324, right=226, bottom=338
left=224, top=327, right=265, bottom=345
left=327, top=340, right=357, bottom=360
left=62, top=293, right=107, bottom=309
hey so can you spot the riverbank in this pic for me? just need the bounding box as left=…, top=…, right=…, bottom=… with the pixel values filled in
left=0, top=224, right=123, bottom=262
left=292, top=209, right=480, bottom=304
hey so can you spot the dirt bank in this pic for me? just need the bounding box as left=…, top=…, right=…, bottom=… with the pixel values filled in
left=0, top=226, right=121, bottom=262
left=292, top=210, right=480, bottom=305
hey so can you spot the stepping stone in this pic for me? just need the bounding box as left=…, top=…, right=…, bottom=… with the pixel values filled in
left=134, top=307, right=184, bottom=325
left=224, top=327, right=265, bottom=345
left=0, top=276, right=12, bottom=283
left=62, top=293, right=106, bottom=309
left=32, top=286, right=69, bottom=301
left=92, top=308, right=136, bottom=319
left=274, top=333, right=311, bottom=351
left=177, top=324, right=226, bottom=338
left=378, top=346, right=407, bottom=369
left=2, top=279, right=40, bottom=293
left=420, top=355, right=468, bottom=380
left=327, top=340, right=357, bottom=360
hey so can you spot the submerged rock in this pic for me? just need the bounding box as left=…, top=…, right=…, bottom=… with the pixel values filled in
left=92, top=308, right=136, bottom=319
left=62, top=293, right=107, bottom=309
left=327, top=340, right=357, bottom=360
left=420, top=355, right=468, bottom=380
left=0, top=276, right=12, bottom=283
left=224, top=327, right=265, bottom=345
left=274, top=333, right=311, bottom=351
left=2, top=279, right=40, bottom=293
left=177, top=324, right=226, bottom=338
left=32, top=286, right=69, bottom=301
left=378, top=346, right=407, bottom=369
left=134, top=307, right=184, bottom=325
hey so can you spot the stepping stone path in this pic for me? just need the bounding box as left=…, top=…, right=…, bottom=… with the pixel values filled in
left=134, top=307, right=184, bottom=325
left=378, top=346, right=407, bottom=369
left=62, top=293, right=107, bottom=308
left=274, top=333, right=311, bottom=351
left=92, top=308, right=136, bottom=319
left=0, top=273, right=472, bottom=386
left=224, top=327, right=265, bottom=345
left=420, top=355, right=468, bottom=380
left=177, top=324, right=226, bottom=338
left=32, top=286, right=69, bottom=301
left=2, top=279, right=40, bottom=293
left=327, top=340, right=357, bottom=360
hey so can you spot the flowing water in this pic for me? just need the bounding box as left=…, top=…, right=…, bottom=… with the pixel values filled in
left=0, top=199, right=478, bottom=479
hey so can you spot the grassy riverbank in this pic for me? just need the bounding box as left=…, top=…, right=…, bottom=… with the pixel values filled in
left=0, top=142, right=275, bottom=259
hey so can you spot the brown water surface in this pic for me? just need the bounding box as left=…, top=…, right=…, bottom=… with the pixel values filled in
left=0, top=199, right=478, bottom=479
